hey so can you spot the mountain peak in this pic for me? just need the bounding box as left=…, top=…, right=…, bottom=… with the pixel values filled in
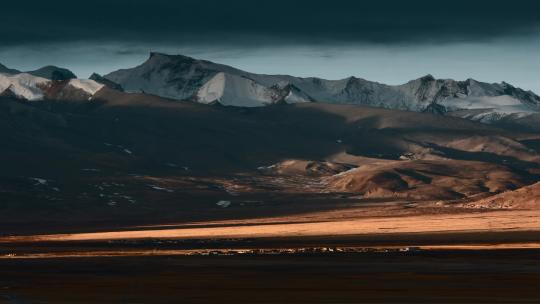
left=149, top=52, right=170, bottom=59
left=147, top=52, right=196, bottom=64
left=28, top=66, right=77, bottom=81
left=0, top=63, right=21, bottom=75
left=420, top=74, right=435, bottom=82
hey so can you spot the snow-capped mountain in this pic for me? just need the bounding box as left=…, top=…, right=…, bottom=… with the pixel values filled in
left=0, top=73, right=49, bottom=100
left=0, top=62, right=104, bottom=101
left=399, top=76, right=540, bottom=112
left=2, top=54, right=539, bottom=127
left=105, top=53, right=314, bottom=106
left=0, top=73, right=104, bottom=101
left=103, top=53, right=540, bottom=124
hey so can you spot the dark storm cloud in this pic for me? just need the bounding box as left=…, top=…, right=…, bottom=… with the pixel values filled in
left=2, top=0, right=540, bottom=46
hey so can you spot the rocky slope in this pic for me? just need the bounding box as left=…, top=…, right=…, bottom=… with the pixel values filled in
left=461, top=182, right=540, bottom=209
left=90, top=73, right=124, bottom=91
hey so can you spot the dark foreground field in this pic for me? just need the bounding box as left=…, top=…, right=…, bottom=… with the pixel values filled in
left=1, top=250, right=540, bottom=304
left=2, top=196, right=539, bottom=303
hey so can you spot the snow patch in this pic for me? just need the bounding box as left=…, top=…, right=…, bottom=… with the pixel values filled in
left=197, top=72, right=280, bottom=107
left=68, top=79, right=104, bottom=95
left=29, top=177, right=48, bottom=185
left=440, top=95, right=536, bottom=114
left=216, top=200, right=232, bottom=208
left=148, top=185, right=174, bottom=193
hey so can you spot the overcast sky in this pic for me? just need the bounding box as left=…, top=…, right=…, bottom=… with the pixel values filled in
left=1, top=0, right=539, bottom=92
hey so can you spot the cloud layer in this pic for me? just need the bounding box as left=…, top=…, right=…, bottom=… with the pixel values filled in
left=2, top=0, right=540, bottom=46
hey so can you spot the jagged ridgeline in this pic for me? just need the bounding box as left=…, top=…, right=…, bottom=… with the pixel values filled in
left=2, top=53, right=540, bottom=131
left=104, top=53, right=540, bottom=124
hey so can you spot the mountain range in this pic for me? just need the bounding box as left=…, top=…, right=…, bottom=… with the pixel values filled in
left=1, top=52, right=540, bottom=131
left=103, top=53, right=540, bottom=124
